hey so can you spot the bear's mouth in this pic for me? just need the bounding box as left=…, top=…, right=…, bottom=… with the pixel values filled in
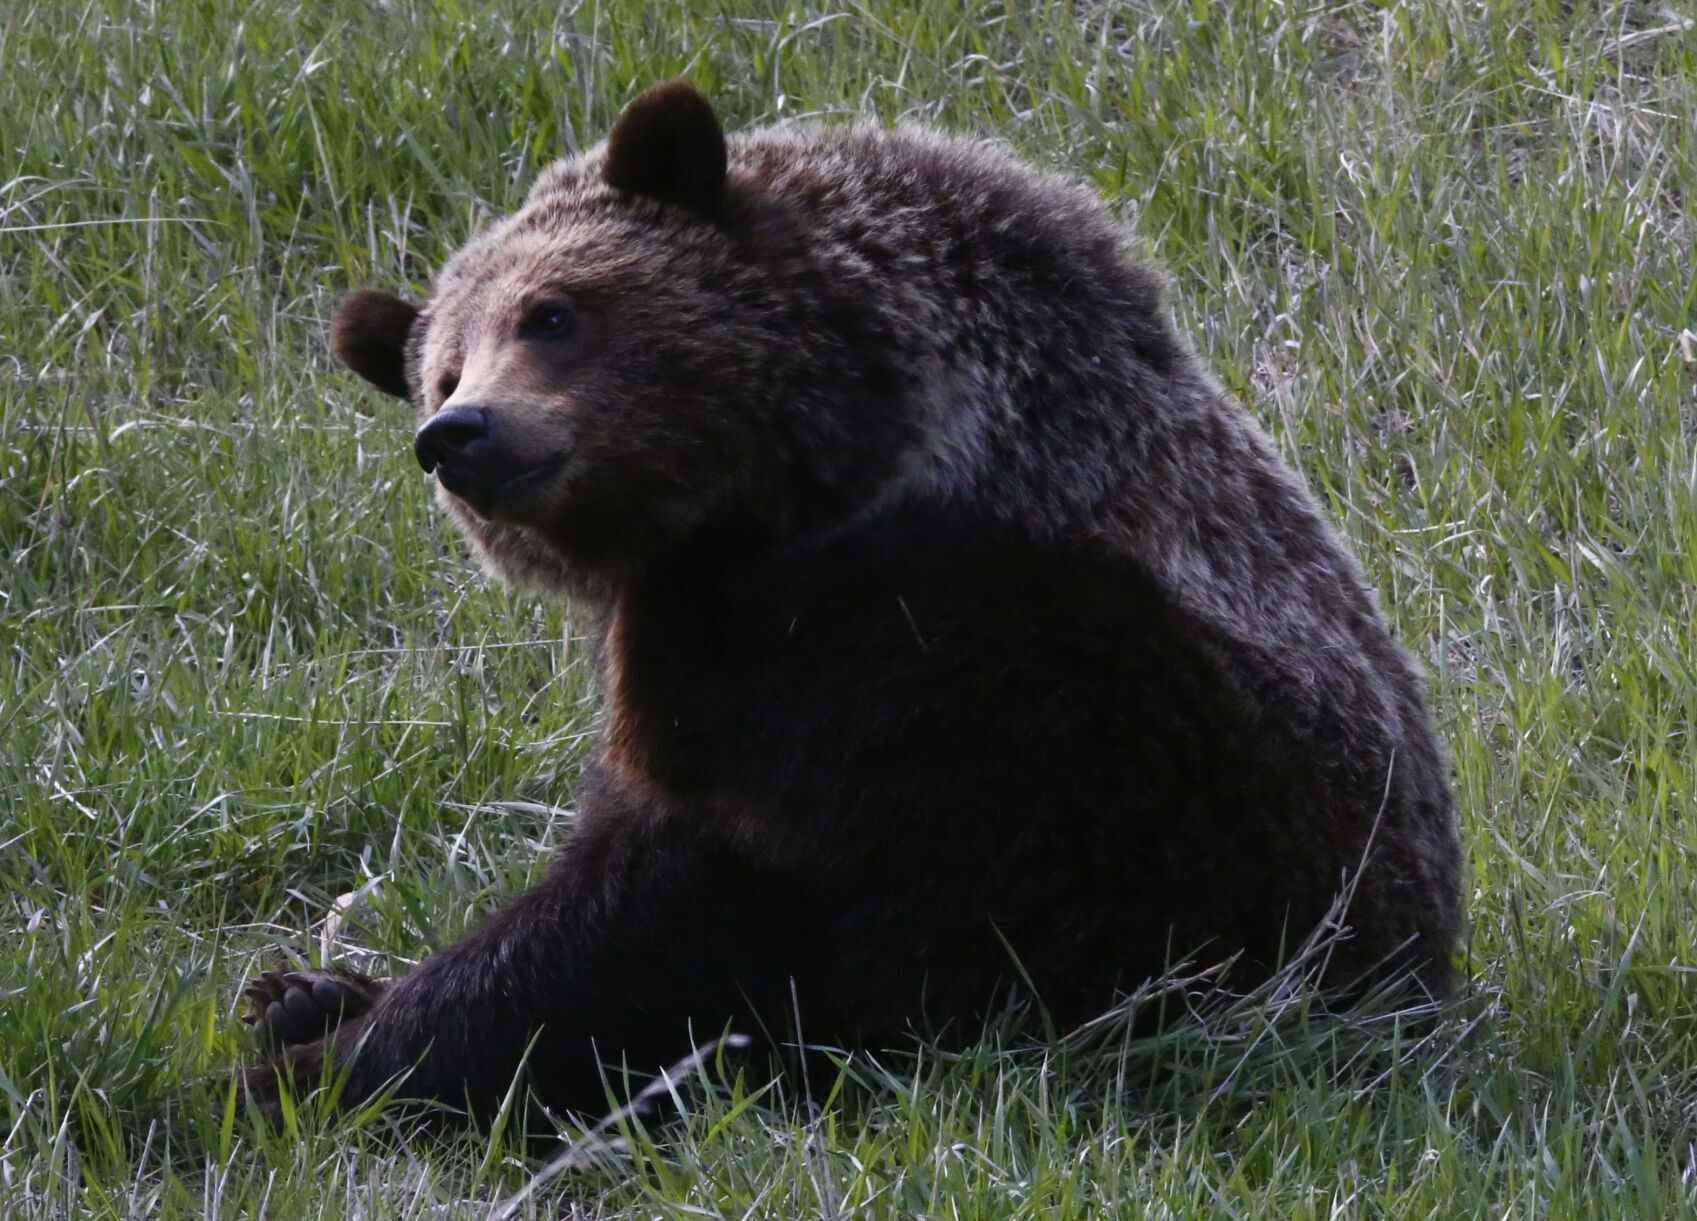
left=434, top=455, right=568, bottom=523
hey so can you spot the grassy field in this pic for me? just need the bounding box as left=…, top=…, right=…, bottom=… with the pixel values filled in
left=3, top=0, right=1694, bottom=1214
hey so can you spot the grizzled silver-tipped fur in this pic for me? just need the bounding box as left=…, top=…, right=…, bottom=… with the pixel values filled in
left=424, top=114, right=1389, bottom=654
left=263, top=82, right=1461, bottom=1129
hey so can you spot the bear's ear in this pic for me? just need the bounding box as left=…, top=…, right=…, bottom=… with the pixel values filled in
left=332, top=290, right=420, bottom=399
left=602, top=81, right=727, bottom=219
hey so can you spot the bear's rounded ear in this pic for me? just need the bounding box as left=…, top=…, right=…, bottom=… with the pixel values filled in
left=602, top=81, right=727, bottom=219
left=331, top=290, right=420, bottom=399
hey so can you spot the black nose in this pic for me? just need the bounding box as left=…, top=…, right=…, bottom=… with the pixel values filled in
left=414, top=406, right=490, bottom=474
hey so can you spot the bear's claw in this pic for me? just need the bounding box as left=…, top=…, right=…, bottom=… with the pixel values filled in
left=241, top=967, right=385, bottom=1052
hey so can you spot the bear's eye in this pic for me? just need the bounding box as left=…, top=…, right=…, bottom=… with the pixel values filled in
left=437, top=372, right=460, bottom=400
left=521, top=299, right=577, bottom=341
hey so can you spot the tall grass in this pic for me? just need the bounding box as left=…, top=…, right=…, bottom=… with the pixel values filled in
left=2, top=0, right=1694, bottom=1214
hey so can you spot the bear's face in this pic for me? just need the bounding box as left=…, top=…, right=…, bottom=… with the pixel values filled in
left=333, top=83, right=893, bottom=593
left=407, top=206, right=776, bottom=578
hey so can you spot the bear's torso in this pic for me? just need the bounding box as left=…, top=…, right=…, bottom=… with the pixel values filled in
left=584, top=504, right=1456, bottom=1026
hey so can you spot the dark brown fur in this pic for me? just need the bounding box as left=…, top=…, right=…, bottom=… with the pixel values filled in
left=241, top=83, right=1461, bottom=1125
left=330, top=290, right=417, bottom=399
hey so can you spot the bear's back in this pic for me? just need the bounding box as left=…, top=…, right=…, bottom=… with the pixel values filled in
left=692, top=125, right=1426, bottom=742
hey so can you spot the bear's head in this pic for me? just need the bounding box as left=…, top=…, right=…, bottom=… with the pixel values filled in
left=332, top=82, right=915, bottom=596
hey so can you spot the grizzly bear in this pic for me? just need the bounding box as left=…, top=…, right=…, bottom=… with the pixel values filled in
left=240, top=81, right=1460, bottom=1124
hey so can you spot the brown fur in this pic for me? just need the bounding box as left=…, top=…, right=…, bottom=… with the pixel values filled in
left=241, top=83, right=1461, bottom=1126
left=601, top=80, right=729, bottom=217
left=330, top=290, right=417, bottom=399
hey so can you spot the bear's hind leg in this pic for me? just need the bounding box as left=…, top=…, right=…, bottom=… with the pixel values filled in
left=235, top=812, right=832, bottom=1127
left=242, top=967, right=387, bottom=1052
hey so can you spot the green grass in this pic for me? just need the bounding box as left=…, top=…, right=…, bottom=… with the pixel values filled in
left=3, top=0, right=1694, bottom=1214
